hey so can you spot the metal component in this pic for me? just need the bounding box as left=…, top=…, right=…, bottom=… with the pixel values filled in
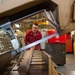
left=73, top=2, right=75, bottom=21
left=18, top=49, right=33, bottom=75
left=0, top=18, right=14, bottom=39
left=0, top=18, right=20, bottom=50
left=44, top=10, right=61, bottom=34
left=0, top=42, right=4, bottom=51
left=0, top=51, right=11, bottom=71
left=44, top=10, right=57, bottom=29
left=11, top=38, right=20, bottom=50
left=0, top=32, right=14, bottom=53
left=0, top=22, right=11, bottom=29
left=11, top=33, right=58, bottom=55
left=0, top=28, right=20, bottom=50
left=9, top=2, right=50, bottom=22
left=11, top=10, right=44, bottom=23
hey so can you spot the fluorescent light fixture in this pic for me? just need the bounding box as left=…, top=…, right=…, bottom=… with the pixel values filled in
left=15, top=24, right=20, bottom=27
left=16, top=30, right=20, bottom=32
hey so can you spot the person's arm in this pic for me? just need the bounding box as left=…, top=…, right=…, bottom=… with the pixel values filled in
left=39, top=31, right=42, bottom=39
left=36, top=31, right=42, bottom=40
left=24, top=31, right=35, bottom=50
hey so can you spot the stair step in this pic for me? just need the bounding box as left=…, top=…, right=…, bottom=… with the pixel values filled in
left=33, top=50, right=41, bottom=52
left=33, top=56, right=42, bottom=57
left=27, top=73, right=48, bottom=75
left=28, top=68, right=47, bottom=74
left=31, top=61, right=46, bottom=65
left=32, top=57, right=42, bottom=59
left=33, top=52, right=42, bottom=54
left=31, top=59, right=44, bottom=62
left=30, top=64, right=47, bottom=69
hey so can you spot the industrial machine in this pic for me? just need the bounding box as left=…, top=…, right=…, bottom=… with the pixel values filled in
left=0, top=0, right=75, bottom=75
left=0, top=1, right=60, bottom=74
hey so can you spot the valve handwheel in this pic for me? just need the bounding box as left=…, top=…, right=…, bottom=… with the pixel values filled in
left=0, top=43, right=4, bottom=50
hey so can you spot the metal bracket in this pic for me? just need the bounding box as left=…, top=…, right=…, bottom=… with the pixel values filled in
left=0, top=18, right=20, bottom=51
left=11, top=33, right=58, bottom=55
left=44, top=9, right=61, bottom=34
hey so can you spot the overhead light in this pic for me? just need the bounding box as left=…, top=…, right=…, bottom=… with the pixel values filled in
left=16, top=30, right=20, bottom=32
left=15, top=33, right=18, bottom=36
left=15, top=24, right=20, bottom=27
left=46, top=21, right=49, bottom=25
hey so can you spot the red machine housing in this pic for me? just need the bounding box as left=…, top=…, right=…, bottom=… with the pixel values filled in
left=46, top=30, right=72, bottom=52
left=46, top=30, right=66, bottom=43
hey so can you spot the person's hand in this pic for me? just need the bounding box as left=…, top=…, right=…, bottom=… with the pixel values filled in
left=30, top=46, right=35, bottom=50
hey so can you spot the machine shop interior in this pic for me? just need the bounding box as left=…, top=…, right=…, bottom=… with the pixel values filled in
left=0, top=0, right=75, bottom=75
